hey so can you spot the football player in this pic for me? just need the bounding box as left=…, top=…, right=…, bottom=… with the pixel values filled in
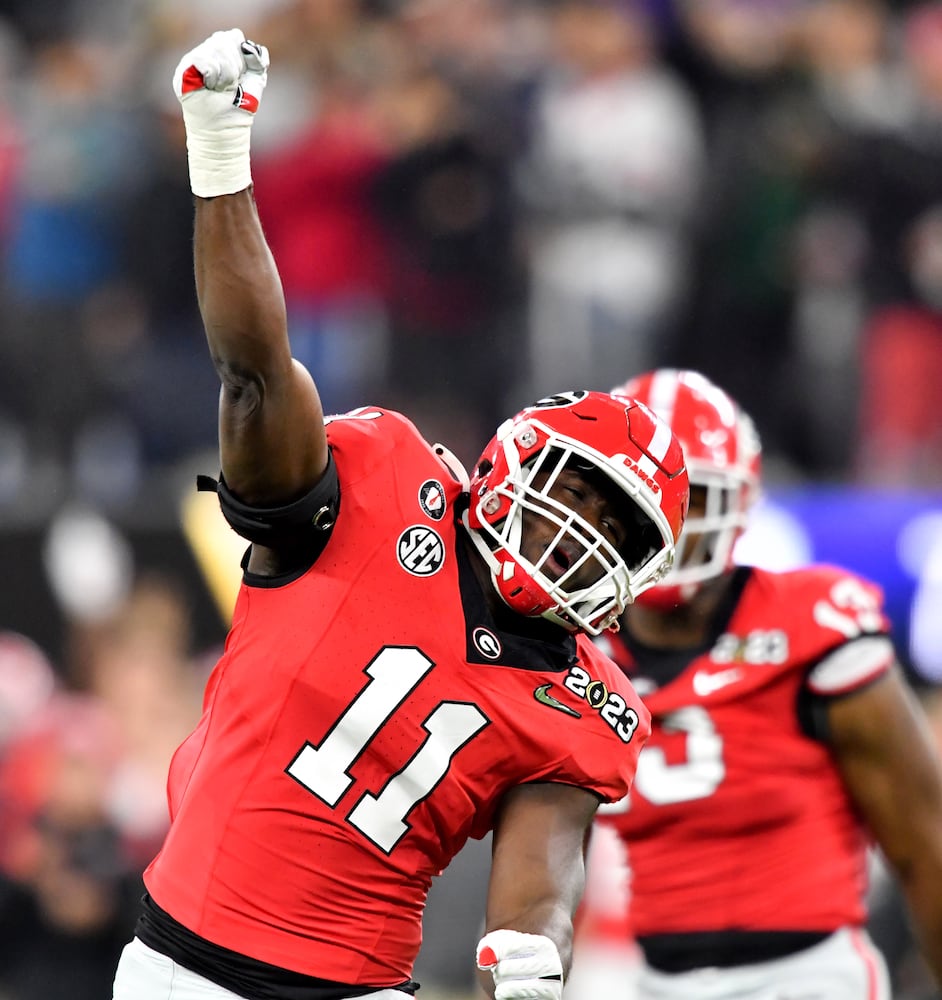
left=591, top=368, right=942, bottom=999
left=110, top=30, right=690, bottom=1000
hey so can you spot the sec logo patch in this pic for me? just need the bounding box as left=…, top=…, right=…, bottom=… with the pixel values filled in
left=397, top=525, right=445, bottom=576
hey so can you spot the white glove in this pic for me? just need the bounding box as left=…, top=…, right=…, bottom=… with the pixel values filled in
left=476, top=930, right=563, bottom=1000
left=171, top=28, right=269, bottom=197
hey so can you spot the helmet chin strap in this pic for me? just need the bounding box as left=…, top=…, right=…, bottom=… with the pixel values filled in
left=495, top=557, right=561, bottom=619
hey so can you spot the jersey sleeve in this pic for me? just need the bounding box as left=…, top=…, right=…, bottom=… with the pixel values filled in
left=796, top=564, right=896, bottom=696
left=197, top=408, right=425, bottom=555
left=561, top=638, right=652, bottom=803
left=805, top=635, right=896, bottom=695
left=325, top=406, right=430, bottom=468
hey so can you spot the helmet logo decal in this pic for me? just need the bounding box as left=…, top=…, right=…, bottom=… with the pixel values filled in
left=418, top=479, right=447, bottom=521
left=700, top=428, right=729, bottom=450
left=472, top=627, right=502, bottom=659
left=397, top=526, right=445, bottom=577
left=530, top=390, right=589, bottom=409
left=615, top=453, right=663, bottom=495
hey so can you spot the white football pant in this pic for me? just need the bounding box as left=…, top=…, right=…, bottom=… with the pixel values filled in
left=113, top=937, right=416, bottom=1000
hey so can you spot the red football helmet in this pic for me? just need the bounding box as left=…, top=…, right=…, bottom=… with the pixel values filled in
left=465, top=390, right=689, bottom=634
left=612, top=370, right=761, bottom=609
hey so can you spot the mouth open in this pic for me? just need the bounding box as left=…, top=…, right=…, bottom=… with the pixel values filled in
left=544, top=542, right=579, bottom=580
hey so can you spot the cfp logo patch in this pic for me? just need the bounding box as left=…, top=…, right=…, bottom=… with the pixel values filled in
left=563, top=665, right=641, bottom=744
left=418, top=479, right=447, bottom=521
left=397, top=525, right=445, bottom=577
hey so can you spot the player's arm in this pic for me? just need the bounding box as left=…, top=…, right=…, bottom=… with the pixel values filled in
left=476, top=782, right=597, bottom=1000
left=828, top=665, right=942, bottom=988
left=194, top=194, right=327, bottom=504
left=174, top=31, right=328, bottom=520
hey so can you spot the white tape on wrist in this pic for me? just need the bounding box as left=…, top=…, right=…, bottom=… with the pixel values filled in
left=172, top=29, right=268, bottom=197
left=476, top=929, right=563, bottom=1000
left=184, top=119, right=253, bottom=198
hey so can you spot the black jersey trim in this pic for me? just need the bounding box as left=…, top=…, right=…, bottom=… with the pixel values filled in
left=135, top=894, right=418, bottom=999
left=637, top=929, right=832, bottom=972
left=454, top=532, right=577, bottom=672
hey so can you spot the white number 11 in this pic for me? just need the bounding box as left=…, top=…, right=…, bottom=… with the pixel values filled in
left=286, top=646, right=489, bottom=853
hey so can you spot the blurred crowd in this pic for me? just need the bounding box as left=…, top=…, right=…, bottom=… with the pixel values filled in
left=0, top=0, right=941, bottom=997
left=0, top=0, right=940, bottom=509
left=0, top=577, right=205, bottom=1000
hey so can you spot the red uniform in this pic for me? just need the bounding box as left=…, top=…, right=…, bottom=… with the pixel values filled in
left=145, top=408, right=649, bottom=986
left=597, top=564, right=894, bottom=938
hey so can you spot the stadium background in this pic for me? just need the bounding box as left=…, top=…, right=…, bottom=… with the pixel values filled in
left=0, top=0, right=940, bottom=998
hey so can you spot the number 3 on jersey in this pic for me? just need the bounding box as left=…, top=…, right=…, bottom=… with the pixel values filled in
left=600, top=705, right=725, bottom=814
left=286, top=646, right=489, bottom=853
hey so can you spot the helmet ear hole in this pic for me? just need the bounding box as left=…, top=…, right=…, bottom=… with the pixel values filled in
left=476, top=458, right=493, bottom=477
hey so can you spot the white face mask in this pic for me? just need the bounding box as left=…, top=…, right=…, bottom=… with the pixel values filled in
left=468, top=442, right=675, bottom=635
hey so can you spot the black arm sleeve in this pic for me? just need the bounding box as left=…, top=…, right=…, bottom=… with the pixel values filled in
left=196, top=450, right=341, bottom=554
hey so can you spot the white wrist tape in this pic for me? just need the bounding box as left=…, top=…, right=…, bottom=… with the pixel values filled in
left=476, top=929, right=563, bottom=1000
left=172, top=28, right=269, bottom=198
left=183, top=112, right=254, bottom=198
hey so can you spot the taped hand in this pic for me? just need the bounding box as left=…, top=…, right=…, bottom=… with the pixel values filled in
left=476, top=930, right=564, bottom=1000
left=171, top=28, right=270, bottom=197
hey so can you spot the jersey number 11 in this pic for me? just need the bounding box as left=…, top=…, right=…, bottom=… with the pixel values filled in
left=286, top=646, right=489, bottom=853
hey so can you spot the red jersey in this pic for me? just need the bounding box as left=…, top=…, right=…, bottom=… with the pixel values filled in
left=145, top=407, right=649, bottom=986
left=597, top=564, right=894, bottom=937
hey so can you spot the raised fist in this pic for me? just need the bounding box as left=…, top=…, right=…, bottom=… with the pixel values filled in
left=171, top=28, right=270, bottom=197
left=476, top=930, right=564, bottom=1000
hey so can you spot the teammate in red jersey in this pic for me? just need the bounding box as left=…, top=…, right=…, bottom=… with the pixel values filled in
left=110, top=29, right=691, bottom=1000
left=588, top=368, right=942, bottom=999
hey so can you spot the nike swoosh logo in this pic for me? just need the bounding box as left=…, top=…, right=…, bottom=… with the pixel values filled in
left=534, top=684, right=581, bottom=718
left=692, top=668, right=744, bottom=696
